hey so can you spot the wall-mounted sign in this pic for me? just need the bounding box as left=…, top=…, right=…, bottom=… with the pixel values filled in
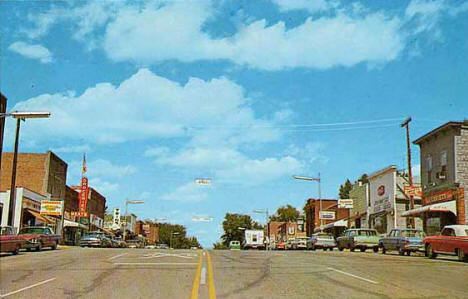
left=71, top=211, right=89, bottom=218
left=319, top=211, right=336, bottom=220
left=79, top=177, right=89, bottom=215
left=423, top=189, right=456, bottom=205
left=378, top=185, right=385, bottom=196
left=288, top=226, right=295, bottom=235
left=404, top=186, right=423, bottom=197
left=40, top=200, right=63, bottom=216
left=338, top=199, right=354, bottom=209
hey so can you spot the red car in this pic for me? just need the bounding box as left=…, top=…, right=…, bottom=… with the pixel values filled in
left=18, top=226, right=61, bottom=251
left=276, top=242, right=286, bottom=250
left=0, top=226, right=26, bottom=255
left=424, top=225, right=468, bottom=262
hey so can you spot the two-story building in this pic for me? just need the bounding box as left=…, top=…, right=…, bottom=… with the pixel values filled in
left=406, top=121, right=468, bottom=235
left=304, top=198, right=350, bottom=238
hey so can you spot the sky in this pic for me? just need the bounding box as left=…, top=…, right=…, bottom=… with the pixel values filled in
left=1, top=0, right=467, bottom=247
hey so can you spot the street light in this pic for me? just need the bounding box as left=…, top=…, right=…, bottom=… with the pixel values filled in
left=293, top=174, right=322, bottom=226
left=0, top=110, right=51, bottom=229
left=170, top=231, right=180, bottom=249
left=123, top=199, right=144, bottom=241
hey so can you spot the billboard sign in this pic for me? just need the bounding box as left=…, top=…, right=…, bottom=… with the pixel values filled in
left=40, top=200, right=63, bottom=216
left=404, top=186, right=423, bottom=197
left=319, top=211, right=336, bottom=220
left=369, top=168, right=396, bottom=215
left=338, top=199, right=354, bottom=209
left=79, top=177, right=89, bottom=215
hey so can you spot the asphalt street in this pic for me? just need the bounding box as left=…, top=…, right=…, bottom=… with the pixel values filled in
left=1, top=247, right=467, bottom=299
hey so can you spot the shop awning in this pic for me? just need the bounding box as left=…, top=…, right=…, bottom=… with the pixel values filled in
left=314, top=219, right=348, bottom=232
left=401, top=200, right=457, bottom=217
left=64, top=219, right=88, bottom=229
left=27, top=209, right=55, bottom=224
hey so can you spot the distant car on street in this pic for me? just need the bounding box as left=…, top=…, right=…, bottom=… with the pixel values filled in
left=145, top=244, right=157, bottom=249
left=126, top=240, right=143, bottom=248
left=229, top=241, right=241, bottom=250
left=306, top=233, right=336, bottom=251
left=379, top=228, right=425, bottom=255
left=18, top=226, right=60, bottom=251
left=291, top=237, right=308, bottom=250
left=285, top=240, right=294, bottom=250
left=190, top=246, right=199, bottom=250
left=424, top=225, right=468, bottom=262
left=337, top=229, right=379, bottom=253
left=80, top=232, right=112, bottom=248
left=243, top=230, right=265, bottom=250
left=275, top=242, right=286, bottom=250
left=0, top=226, right=26, bottom=255
left=156, top=243, right=169, bottom=249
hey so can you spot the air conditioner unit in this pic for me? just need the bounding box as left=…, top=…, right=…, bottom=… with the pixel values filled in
left=436, top=172, right=446, bottom=180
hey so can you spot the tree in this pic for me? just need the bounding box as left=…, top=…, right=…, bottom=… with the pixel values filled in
left=156, top=223, right=202, bottom=249
left=213, top=242, right=228, bottom=250
left=269, top=205, right=300, bottom=222
left=358, top=173, right=369, bottom=184
left=220, top=213, right=262, bottom=247
left=339, top=179, right=353, bottom=199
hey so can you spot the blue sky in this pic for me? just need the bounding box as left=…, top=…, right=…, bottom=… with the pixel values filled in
left=1, top=0, right=467, bottom=246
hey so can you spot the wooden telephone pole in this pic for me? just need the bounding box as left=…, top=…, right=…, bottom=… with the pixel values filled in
left=401, top=117, right=415, bottom=229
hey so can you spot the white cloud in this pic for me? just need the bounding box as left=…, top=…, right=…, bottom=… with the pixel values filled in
left=20, top=1, right=468, bottom=70
left=52, top=144, right=91, bottom=153
left=10, top=68, right=280, bottom=146
left=160, top=181, right=210, bottom=202
left=8, top=41, right=53, bottom=63
left=88, top=177, right=119, bottom=195
left=69, top=159, right=137, bottom=180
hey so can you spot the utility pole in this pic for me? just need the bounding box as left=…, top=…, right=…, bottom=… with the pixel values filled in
left=401, top=117, right=415, bottom=229
left=0, top=94, right=6, bottom=174
left=7, top=118, right=21, bottom=227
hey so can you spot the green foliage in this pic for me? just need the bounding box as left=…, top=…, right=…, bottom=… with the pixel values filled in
left=358, top=173, right=369, bottom=184
left=220, top=213, right=264, bottom=247
left=269, top=205, right=300, bottom=222
left=213, top=242, right=228, bottom=250
left=339, top=179, right=353, bottom=199
left=157, top=223, right=202, bottom=249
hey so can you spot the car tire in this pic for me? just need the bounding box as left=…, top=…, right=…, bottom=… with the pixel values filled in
left=323, top=247, right=327, bottom=251
left=51, top=241, right=57, bottom=250
left=457, top=249, right=468, bottom=262
left=350, top=247, right=355, bottom=252
left=406, top=251, right=411, bottom=256
left=338, top=247, right=344, bottom=252
left=36, top=242, right=43, bottom=252
left=329, top=247, right=333, bottom=251
left=398, top=247, right=405, bottom=256
left=13, top=245, right=20, bottom=255
left=360, top=247, right=366, bottom=252
left=372, top=247, right=379, bottom=253
left=381, top=246, right=386, bottom=254
left=426, top=245, right=437, bottom=259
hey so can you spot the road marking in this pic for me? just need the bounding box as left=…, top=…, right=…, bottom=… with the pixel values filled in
left=206, top=251, right=217, bottom=299
left=0, top=278, right=56, bottom=298
left=141, top=253, right=196, bottom=259
left=201, top=267, right=207, bottom=285
left=114, top=262, right=198, bottom=265
left=108, top=253, right=128, bottom=260
left=190, top=253, right=203, bottom=299
left=327, top=267, right=378, bottom=284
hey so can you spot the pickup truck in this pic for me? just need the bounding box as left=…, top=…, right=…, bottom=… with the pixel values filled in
left=424, top=225, right=468, bottom=262
left=0, top=226, right=26, bottom=255
left=18, top=226, right=61, bottom=251
left=379, top=228, right=425, bottom=256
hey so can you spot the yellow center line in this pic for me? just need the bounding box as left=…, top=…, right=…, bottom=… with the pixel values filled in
left=190, top=251, right=203, bottom=299
left=206, top=251, right=217, bottom=299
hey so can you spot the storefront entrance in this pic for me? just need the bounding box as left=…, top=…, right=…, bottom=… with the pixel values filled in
left=424, top=212, right=457, bottom=236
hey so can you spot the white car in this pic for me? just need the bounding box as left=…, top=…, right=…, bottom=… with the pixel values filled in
left=145, top=245, right=156, bottom=249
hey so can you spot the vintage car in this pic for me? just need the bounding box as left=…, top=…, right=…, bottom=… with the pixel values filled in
left=291, top=237, right=309, bottom=250
left=0, top=226, right=26, bottom=255
left=337, top=229, right=380, bottom=252
left=275, top=242, right=286, bottom=250
left=18, top=226, right=60, bottom=251
left=424, top=225, right=468, bottom=262
left=80, top=232, right=112, bottom=248
left=379, top=228, right=425, bottom=255
left=229, top=240, right=241, bottom=250
left=306, top=233, right=337, bottom=251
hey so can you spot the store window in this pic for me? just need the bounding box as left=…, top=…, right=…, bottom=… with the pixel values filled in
left=426, top=155, right=433, bottom=184
left=440, top=150, right=447, bottom=176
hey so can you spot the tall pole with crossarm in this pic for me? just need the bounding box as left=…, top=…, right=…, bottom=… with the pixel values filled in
left=401, top=117, right=415, bottom=229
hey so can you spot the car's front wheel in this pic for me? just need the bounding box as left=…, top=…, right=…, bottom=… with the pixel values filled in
left=373, top=247, right=379, bottom=253
left=338, top=246, right=344, bottom=251
left=51, top=241, right=57, bottom=250
left=36, top=242, right=43, bottom=252
left=457, top=249, right=468, bottom=262
left=381, top=245, right=386, bottom=254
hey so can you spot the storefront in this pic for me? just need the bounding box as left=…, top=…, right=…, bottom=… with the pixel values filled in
left=369, top=167, right=397, bottom=234
left=402, top=188, right=464, bottom=236
left=315, top=218, right=348, bottom=238
left=63, top=219, right=88, bottom=245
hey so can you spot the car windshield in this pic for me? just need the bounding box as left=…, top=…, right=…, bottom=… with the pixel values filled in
left=401, top=230, right=425, bottom=238
left=18, top=228, right=49, bottom=234
left=3, top=1, right=467, bottom=298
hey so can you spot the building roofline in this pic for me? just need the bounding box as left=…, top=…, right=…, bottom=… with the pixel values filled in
left=368, top=165, right=397, bottom=180
left=413, top=121, right=467, bottom=145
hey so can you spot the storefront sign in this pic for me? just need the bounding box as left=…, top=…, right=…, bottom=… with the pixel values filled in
left=338, top=199, right=354, bottom=209
left=40, top=200, right=63, bottom=216
left=90, top=214, right=103, bottom=228
left=319, top=211, right=336, bottom=220
left=404, top=186, right=423, bottom=197
left=71, top=211, right=89, bottom=218
left=369, top=169, right=396, bottom=215
left=423, top=190, right=454, bottom=205
left=79, top=177, right=89, bottom=216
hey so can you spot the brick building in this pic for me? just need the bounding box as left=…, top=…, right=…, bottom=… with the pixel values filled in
left=71, top=186, right=106, bottom=231
left=304, top=198, right=350, bottom=237
left=268, top=220, right=306, bottom=244
left=1, top=151, right=67, bottom=199
left=408, top=121, right=468, bottom=235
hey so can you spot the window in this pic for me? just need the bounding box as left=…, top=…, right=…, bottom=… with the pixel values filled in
left=426, top=155, right=433, bottom=184
left=394, top=230, right=401, bottom=237
left=440, top=151, right=447, bottom=166
left=441, top=228, right=455, bottom=236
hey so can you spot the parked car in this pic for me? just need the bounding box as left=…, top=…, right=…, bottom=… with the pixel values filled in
left=307, top=233, right=336, bottom=251
left=379, top=229, right=425, bottom=255
left=18, top=226, right=60, bottom=251
left=0, top=226, right=26, bottom=255
left=145, top=244, right=157, bottom=249
left=337, top=229, right=379, bottom=252
left=229, top=240, right=241, bottom=250
left=291, top=237, right=309, bottom=250
left=275, top=242, right=286, bottom=250
left=80, top=232, right=112, bottom=248
left=126, top=240, right=143, bottom=248
left=156, top=243, right=169, bottom=249
left=285, top=239, right=294, bottom=250
left=243, top=230, right=265, bottom=250
left=424, top=225, right=468, bottom=262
